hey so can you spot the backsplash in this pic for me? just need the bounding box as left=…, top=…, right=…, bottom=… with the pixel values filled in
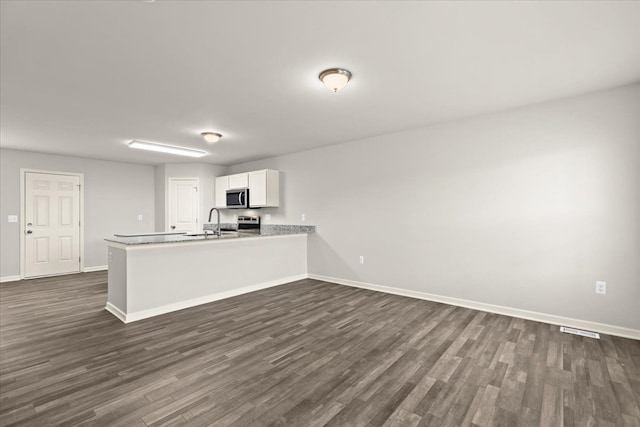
left=260, top=224, right=316, bottom=235
left=203, top=223, right=315, bottom=235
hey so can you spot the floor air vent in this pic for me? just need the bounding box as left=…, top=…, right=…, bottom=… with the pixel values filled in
left=560, top=326, right=600, bottom=339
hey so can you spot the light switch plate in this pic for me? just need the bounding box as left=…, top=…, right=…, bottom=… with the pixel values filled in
left=8, top=215, right=18, bottom=223
left=138, top=214, right=143, bottom=221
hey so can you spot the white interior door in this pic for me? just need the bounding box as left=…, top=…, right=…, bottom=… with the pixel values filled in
left=24, top=172, right=81, bottom=278
left=168, top=178, right=199, bottom=233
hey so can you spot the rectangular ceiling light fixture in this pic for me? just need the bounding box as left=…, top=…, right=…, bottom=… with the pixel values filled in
left=128, top=140, right=207, bottom=158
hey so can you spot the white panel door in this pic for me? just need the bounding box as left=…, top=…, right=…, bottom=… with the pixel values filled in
left=168, top=178, right=199, bottom=232
left=25, top=172, right=81, bottom=278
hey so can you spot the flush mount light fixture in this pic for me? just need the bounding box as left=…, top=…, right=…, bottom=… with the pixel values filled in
left=128, top=140, right=207, bottom=158
left=319, top=68, right=352, bottom=92
left=201, top=132, right=222, bottom=144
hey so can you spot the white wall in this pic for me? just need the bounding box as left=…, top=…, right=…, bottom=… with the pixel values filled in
left=0, top=149, right=156, bottom=276
left=229, top=84, right=640, bottom=331
left=155, top=163, right=228, bottom=232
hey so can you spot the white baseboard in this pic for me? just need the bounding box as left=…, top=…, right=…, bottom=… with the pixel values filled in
left=83, top=265, right=108, bottom=272
left=308, top=274, right=640, bottom=341
left=105, top=273, right=308, bottom=323
left=2, top=269, right=106, bottom=282
left=0, top=275, right=21, bottom=283
left=105, top=302, right=127, bottom=322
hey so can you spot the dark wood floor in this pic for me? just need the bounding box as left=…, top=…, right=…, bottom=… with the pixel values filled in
left=1, top=272, right=639, bottom=426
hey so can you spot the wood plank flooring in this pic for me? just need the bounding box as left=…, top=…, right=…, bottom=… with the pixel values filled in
left=1, top=271, right=639, bottom=426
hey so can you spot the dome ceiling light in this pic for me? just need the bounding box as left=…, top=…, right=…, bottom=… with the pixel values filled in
left=201, top=132, right=222, bottom=144
left=319, top=68, right=352, bottom=93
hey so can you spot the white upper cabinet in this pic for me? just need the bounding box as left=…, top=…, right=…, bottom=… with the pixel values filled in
left=215, top=169, right=279, bottom=208
left=215, top=176, right=229, bottom=208
left=248, top=171, right=267, bottom=206
left=228, top=173, right=249, bottom=189
left=249, top=169, right=279, bottom=208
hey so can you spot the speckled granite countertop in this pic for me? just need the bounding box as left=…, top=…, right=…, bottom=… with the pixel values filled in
left=106, top=225, right=315, bottom=246
left=203, top=223, right=316, bottom=236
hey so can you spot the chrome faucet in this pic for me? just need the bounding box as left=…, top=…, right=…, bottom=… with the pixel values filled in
left=208, top=208, right=221, bottom=237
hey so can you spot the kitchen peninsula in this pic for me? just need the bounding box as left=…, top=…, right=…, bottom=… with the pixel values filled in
left=104, top=226, right=314, bottom=323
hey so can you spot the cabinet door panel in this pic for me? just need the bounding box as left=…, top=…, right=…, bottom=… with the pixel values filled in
left=228, top=173, right=249, bottom=189
left=215, top=176, right=229, bottom=208
left=249, top=171, right=267, bottom=207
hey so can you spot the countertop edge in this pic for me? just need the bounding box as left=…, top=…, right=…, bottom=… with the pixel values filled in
left=105, top=232, right=310, bottom=249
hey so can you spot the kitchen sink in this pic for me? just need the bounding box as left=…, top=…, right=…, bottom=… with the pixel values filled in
left=184, top=231, right=238, bottom=238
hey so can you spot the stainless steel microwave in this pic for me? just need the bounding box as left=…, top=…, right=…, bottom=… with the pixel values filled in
left=226, top=188, right=249, bottom=209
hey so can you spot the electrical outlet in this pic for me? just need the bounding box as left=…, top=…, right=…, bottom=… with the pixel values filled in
left=265, top=214, right=271, bottom=220
left=359, top=256, right=365, bottom=265
left=137, top=214, right=143, bottom=221
left=7, top=215, right=18, bottom=223
left=301, top=213, right=306, bottom=222
left=596, top=281, right=606, bottom=295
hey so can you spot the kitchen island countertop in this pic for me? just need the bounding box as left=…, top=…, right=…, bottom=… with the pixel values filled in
left=105, top=226, right=314, bottom=246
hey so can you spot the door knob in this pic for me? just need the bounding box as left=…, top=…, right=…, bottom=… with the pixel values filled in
left=171, top=225, right=176, bottom=230
left=26, top=230, right=33, bottom=234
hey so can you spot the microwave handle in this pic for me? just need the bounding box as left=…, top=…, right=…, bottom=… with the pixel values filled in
left=239, top=192, right=243, bottom=206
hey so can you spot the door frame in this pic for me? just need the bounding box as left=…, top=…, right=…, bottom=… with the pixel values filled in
left=20, top=168, right=85, bottom=279
left=166, top=177, right=200, bottom=232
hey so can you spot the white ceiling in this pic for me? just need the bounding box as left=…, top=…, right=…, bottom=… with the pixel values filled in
left=2, top=1, right=640, bottom=166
